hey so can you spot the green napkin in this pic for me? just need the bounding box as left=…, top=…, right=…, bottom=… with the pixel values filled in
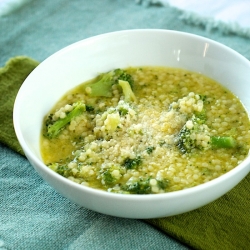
left=0, top=56, right=39, bottom=155
left=1, top=56, right=249, bottom=250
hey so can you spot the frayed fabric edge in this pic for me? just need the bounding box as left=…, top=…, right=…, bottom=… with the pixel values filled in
left=179, top=11, right=250, bottom=39
left=136, top=0, right=250, bottom=39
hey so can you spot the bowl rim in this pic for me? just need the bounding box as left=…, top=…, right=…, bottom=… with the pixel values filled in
left=38, top=28, right=250, bottom=68
left=13, top=28, right=250, bottom=201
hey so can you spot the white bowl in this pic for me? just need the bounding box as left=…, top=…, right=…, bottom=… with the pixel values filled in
left=14, top=29, right=250, bottom=219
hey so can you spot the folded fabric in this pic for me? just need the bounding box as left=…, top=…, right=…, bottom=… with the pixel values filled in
left=1, top=56, right=249, bottom=250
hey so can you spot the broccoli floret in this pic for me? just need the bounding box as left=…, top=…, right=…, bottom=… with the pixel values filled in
left=194, top=108, right=207, bottom=122
left=122, top=156, right=142, bottom=170
left=157, top=178, right=169, bottom=190
left=99, top=165, right=123, bottom=186
left=118, top=107, right=129, bottom=116
left=48, top=163, right=73, bottom=177
left=85, top=105, right=95, bottom=112
left=118, top=80, right=137, bottom=102
left=122, top=177, right=151, bottom=194
left=176, top=118, right=202, bottom=154
left=84, top=69, right=134, bottom=97
left=48, top=162, right=58, bottom=171
left=158, top=140, right=166, bottom=147
left=45, top=101, right=86, bottom=139
left=101, top=170, right=115, bottom=185
left=120, top=177, right=170, bottom=194
left=117, top=69, right=134, bottom=88
left=199, top=94, right=207, bottom=102
left=146, top=146, right=155, bottom=154
left=176, top=115, right=236, bottom=154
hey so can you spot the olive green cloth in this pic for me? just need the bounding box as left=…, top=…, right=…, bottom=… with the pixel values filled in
left=0, top=56, right=39, bottom=155
left=1, top=56, right=249, bottom=250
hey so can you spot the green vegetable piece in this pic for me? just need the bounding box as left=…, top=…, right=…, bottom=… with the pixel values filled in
left=101, top=170, right=116, bottom=186
left=194, top=109, right=207, bottom=123
left=46, top=101, right=86, bottom=139
left=85, top=71, right=115, bottom=97
left=146, top=146, right=155, bottom=154
left=118, top=70, right=134, bottom=89
left=211, top=136, right=236, bottom=148
left=122, top=156, right=142, bottom=170
left=48, top=163, right=72, bottom=178
left=176, top=114, right=237, bottom=153
left=157, top=179, right=169, bottom=190
left=159, top=140, right=166, bottom=147
left=118, top=106, right=129, bottom=116
left=48, top=163, right=58, bottom=171
left=177, top=123, right=197, bottom=154
left=99, top=165, right=123, bottom=186
left=118, top=80, right=137, bottom=102
left=122, top=178, right=151, bottom=194
left=84, top=69, right=134, bottom=97
left=85, top=105, right=95, bottom=112
left=56, top=165, right=72, bottom=177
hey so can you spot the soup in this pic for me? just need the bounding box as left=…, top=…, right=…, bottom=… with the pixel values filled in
left=40, top=66, right=250, bottom=194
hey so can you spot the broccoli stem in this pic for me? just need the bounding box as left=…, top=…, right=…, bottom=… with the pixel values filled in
left=47, top=102, right=86, bottom=138
left=118, top=80, right=137, bottom=102
left=211, top=136, right=236, bottom=148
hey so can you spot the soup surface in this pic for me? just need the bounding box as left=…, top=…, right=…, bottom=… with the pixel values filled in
left=41, top=67, right=250, bottom=194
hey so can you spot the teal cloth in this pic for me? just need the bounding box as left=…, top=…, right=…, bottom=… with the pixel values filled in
left=1, top=1, right=250, bottom=249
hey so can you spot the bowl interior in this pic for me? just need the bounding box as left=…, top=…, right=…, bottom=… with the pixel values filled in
left=14, top=30, right=250, bottom=159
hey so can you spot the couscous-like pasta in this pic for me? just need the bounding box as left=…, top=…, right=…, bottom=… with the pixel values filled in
left=40, top=66, right=250, bottom=194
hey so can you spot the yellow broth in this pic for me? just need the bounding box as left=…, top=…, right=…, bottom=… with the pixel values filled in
left=40, top=67, right=250, bottom=194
